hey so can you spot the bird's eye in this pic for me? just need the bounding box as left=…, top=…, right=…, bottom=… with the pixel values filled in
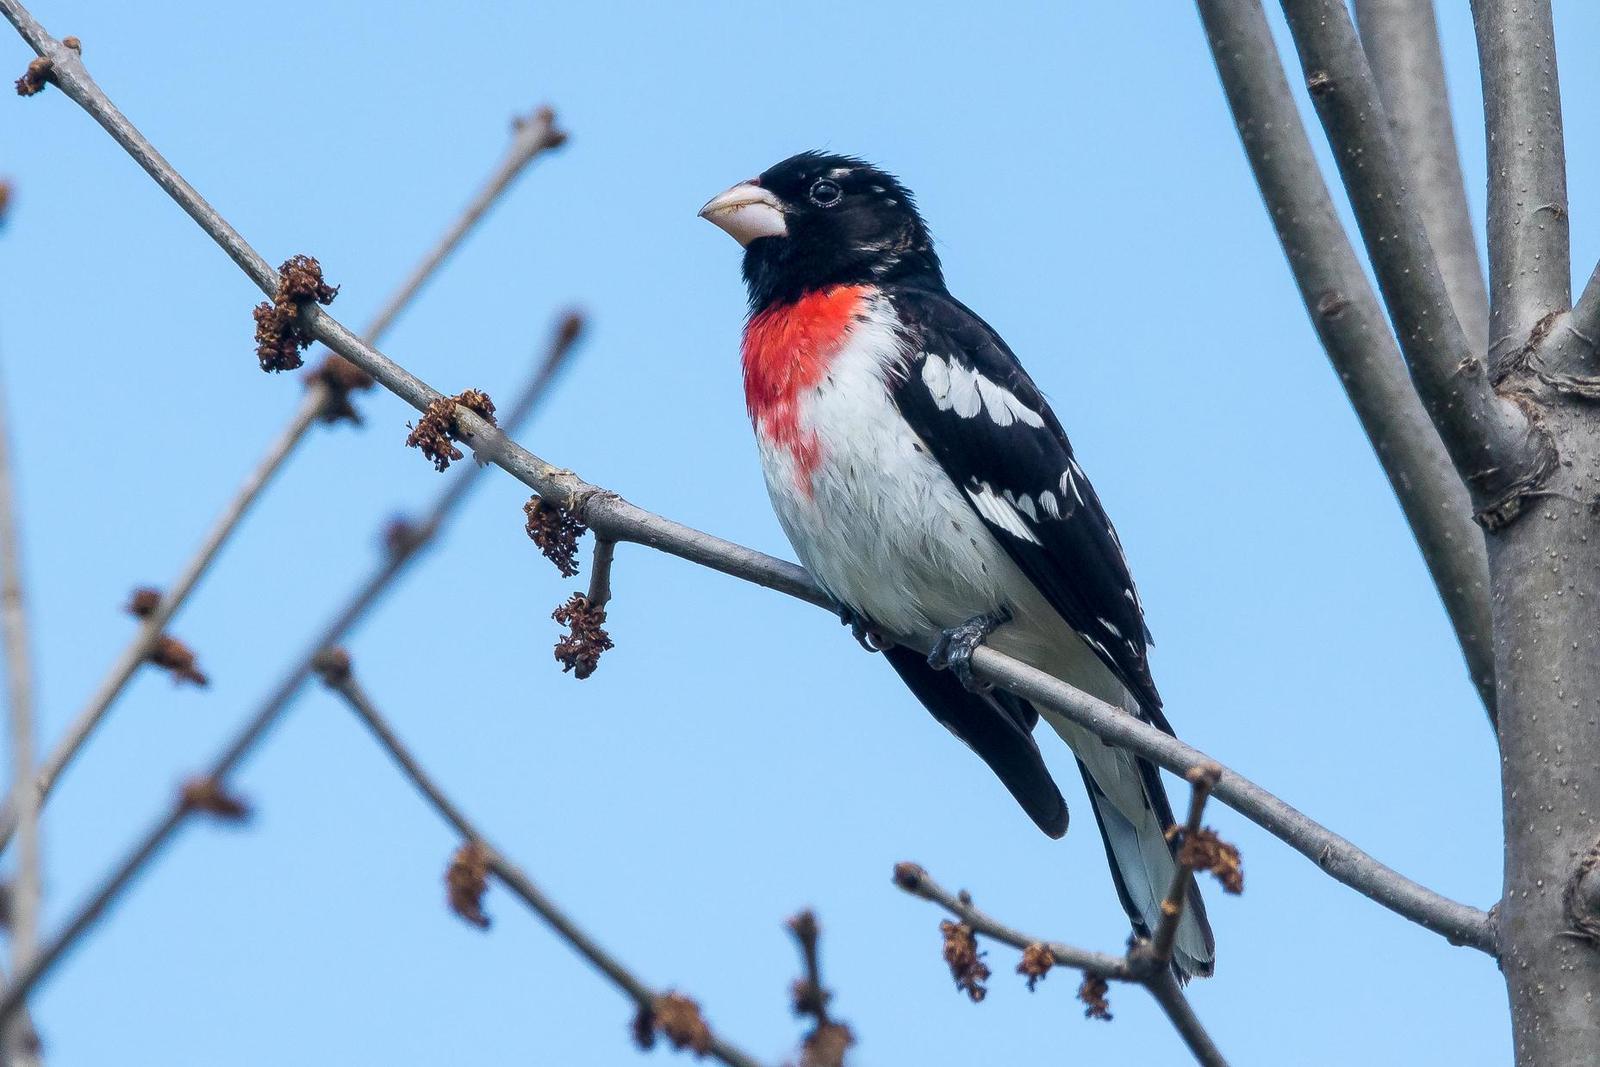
left=808, top=178, right=843, bottom=207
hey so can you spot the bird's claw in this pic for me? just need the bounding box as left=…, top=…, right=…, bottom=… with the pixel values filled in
left=928, top=608, right=1012, bottom=692
left=836, top=604, right=888, bottom=653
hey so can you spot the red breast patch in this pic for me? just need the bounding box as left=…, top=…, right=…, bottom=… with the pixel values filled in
left=742, top=285, right=869, bottom=491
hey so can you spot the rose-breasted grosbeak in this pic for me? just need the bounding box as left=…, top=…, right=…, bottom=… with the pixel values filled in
left=700, top=152, right=1214, bottom=978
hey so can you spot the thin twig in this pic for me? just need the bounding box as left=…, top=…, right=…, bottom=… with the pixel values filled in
left=892, top=863, right=1227, bottom=1066
left=1354, top=0, right=1490, bottom=354
left=362, top=107, right=565, bottom=342
left=1277, top=0, right=1547, bottom=529
left=1196, top=0, right=1497, bottom=721
left=0, top=1, right=1495, bottom=955
left=586, top=537, right=615, bottom=610
left=0, top=106, right=566, bottom=858
left=1470, top=0, right=1571, bottom=356
left=320, top=668, right=766, bottom=1067
left=0, top=366, right=42, bottom=1063
left=1150, top=764, right=1221, bottom=965
left=0, top=315, right=581, bottom=1025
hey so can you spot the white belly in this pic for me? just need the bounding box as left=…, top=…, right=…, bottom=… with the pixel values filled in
left=752, top=298, right=1124, bottom=710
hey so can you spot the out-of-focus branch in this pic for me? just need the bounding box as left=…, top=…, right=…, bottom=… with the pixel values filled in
left=1197, top=0, right=1497, bottom=723
left=1354, top=0, right=1489, bottom=354
left=0, top=1, right=1495, bottom=956
left=1470, top=0, right=1570, bottom=357
left=0, top=366, right=42, bottom=1063
left=0, top=314, right=582, bottom=1026
left=0, top=104, right=566, bottom=859
left=317, top=664, right=766, bottom=1067
left=1149, top=765, right=1222, bottom=966
left=892, top=861, right=1227, bottom=1067
left=363, top=107, right=565, bottom=342
left=1276, top=0, right=1551, bottom=531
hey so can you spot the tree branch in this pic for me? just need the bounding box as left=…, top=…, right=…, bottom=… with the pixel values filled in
left=1354, top=0, right=1490, bottom=354
left=0, top=314, right=581, bottom=1026
left=1276, top=0, right=1550, bottom=529
left=1197, top=0, right=1497, bottom=721
left=319, top=666, right=767, bottom=1067
left=0, top=0, right=1494, bottom=959
left=0, top=104, right=564, bottom=858
left=1470, top=0, right=1571, bottom=356
left=0, top=366, right=42, bottom=1063
left=1571, top=263, right=1600, bottom=352
left=893, top=863, right=1227, bottom=1066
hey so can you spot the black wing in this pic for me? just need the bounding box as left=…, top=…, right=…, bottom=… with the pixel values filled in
left=886, top=286, right=1165, bottom=719
left=883, top=645, right=1068, bottom=838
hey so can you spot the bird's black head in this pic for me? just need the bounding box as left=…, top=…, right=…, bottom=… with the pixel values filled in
left=699, top=151, right=943, bottom=309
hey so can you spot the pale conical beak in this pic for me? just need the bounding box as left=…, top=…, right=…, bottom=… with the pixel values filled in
left=698, top=181, right=787, bottom=246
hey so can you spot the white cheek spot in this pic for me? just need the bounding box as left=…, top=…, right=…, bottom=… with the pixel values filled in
left=1039, top=491, right=1060, bottom=519
left=965, top=481, right=1041, bottom=544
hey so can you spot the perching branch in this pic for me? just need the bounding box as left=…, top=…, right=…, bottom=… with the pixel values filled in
left=0, top=365, right=42, bottom=1063
left=892, top=861, right=1228, bottom=1067
left=1470, top=0, right=1571, bottom=355
left=1354, top=0, right=1490, bottom=354
left=1276, top=0, right=1550, bottom=529
left=0, top=0, right=1493, bottom=964
left=316, top=663, right=767, bottom=1067
left=0, top=314, right=581, bottom=1026
left=1197, top=0, right=1497, bottom=721
left=0, top=105, right=564, bottom=858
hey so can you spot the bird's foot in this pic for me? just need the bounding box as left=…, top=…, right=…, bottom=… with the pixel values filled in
left=836, top=603, right=888, bottom=653
left=928, top=607, right=1012, bottom=692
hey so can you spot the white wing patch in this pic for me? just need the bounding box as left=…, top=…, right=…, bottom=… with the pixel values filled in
left=920, top=354, right=1045, bottom=429
left=965, top=480, right=1042, bottom=544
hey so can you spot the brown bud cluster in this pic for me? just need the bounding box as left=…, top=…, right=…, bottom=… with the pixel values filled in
left=306, top=353, right=375, bottom=424
left=15, top=56, right=52, bottom=97
left=310, top=646, right=352, bottom=687
left=126, top=587, right=162, bottom=618
left=445, top=841, right=493, bottom=929
left=552, top=593, right=613, bottom=680
left=939, top=919, right=989, bottom=1003
left=180, top=777, right=251, bottom=822
left=632, top=992, right=713, bottom=1056
left=1176, top=827, right=1244, bottom=895
left=405, top=389, right=497, bottom=472
left=523, top=496, right=585, bottom=577
left=253, top=255, right=340, bottom=372
left=150, top=635, right=208, bottom=687
left=1017, top=942, right=1053, bottom=991
left=1078, top=973, right=1112, bottom=1021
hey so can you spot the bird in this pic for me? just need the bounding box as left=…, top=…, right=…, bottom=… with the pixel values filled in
left=699, top=151, right=1213, bottom=979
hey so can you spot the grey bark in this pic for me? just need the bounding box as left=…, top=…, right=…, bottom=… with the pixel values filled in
left=1354, top=0, right=1491, bottom=354
left=1470, top=4, right=1600, bottom=1064
left=1198, top=0, right=1497, bottom=721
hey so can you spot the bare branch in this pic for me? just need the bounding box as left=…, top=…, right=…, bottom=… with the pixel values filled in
left=0, top=316, right=578, bottom=1024
left=1354, top=0, right=1490, bottom=353
left=0, top=1, right=1493, bottom=956
left=317, top=667, right=766, bottom=1067
left=1276, top=0, right=1550, bottom=529
left=892, top=863, right=1228, bottom=1066
left=1572, top=263, right=1600, bottom=353
left=1150, top=764, right=1222, bottom=966
left=1470, top=0, right=1571, bottom=355
left=1197, top=0, right=1497, bottom=720
left=0, top=106, right=567, bottom=858
left=0, top=366, right=42, bottom=1063
left=365, top=108, right=566, bottom=341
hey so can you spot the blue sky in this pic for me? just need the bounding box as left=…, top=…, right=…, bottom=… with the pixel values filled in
left=3, top=2, right=1597, bottom=1063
